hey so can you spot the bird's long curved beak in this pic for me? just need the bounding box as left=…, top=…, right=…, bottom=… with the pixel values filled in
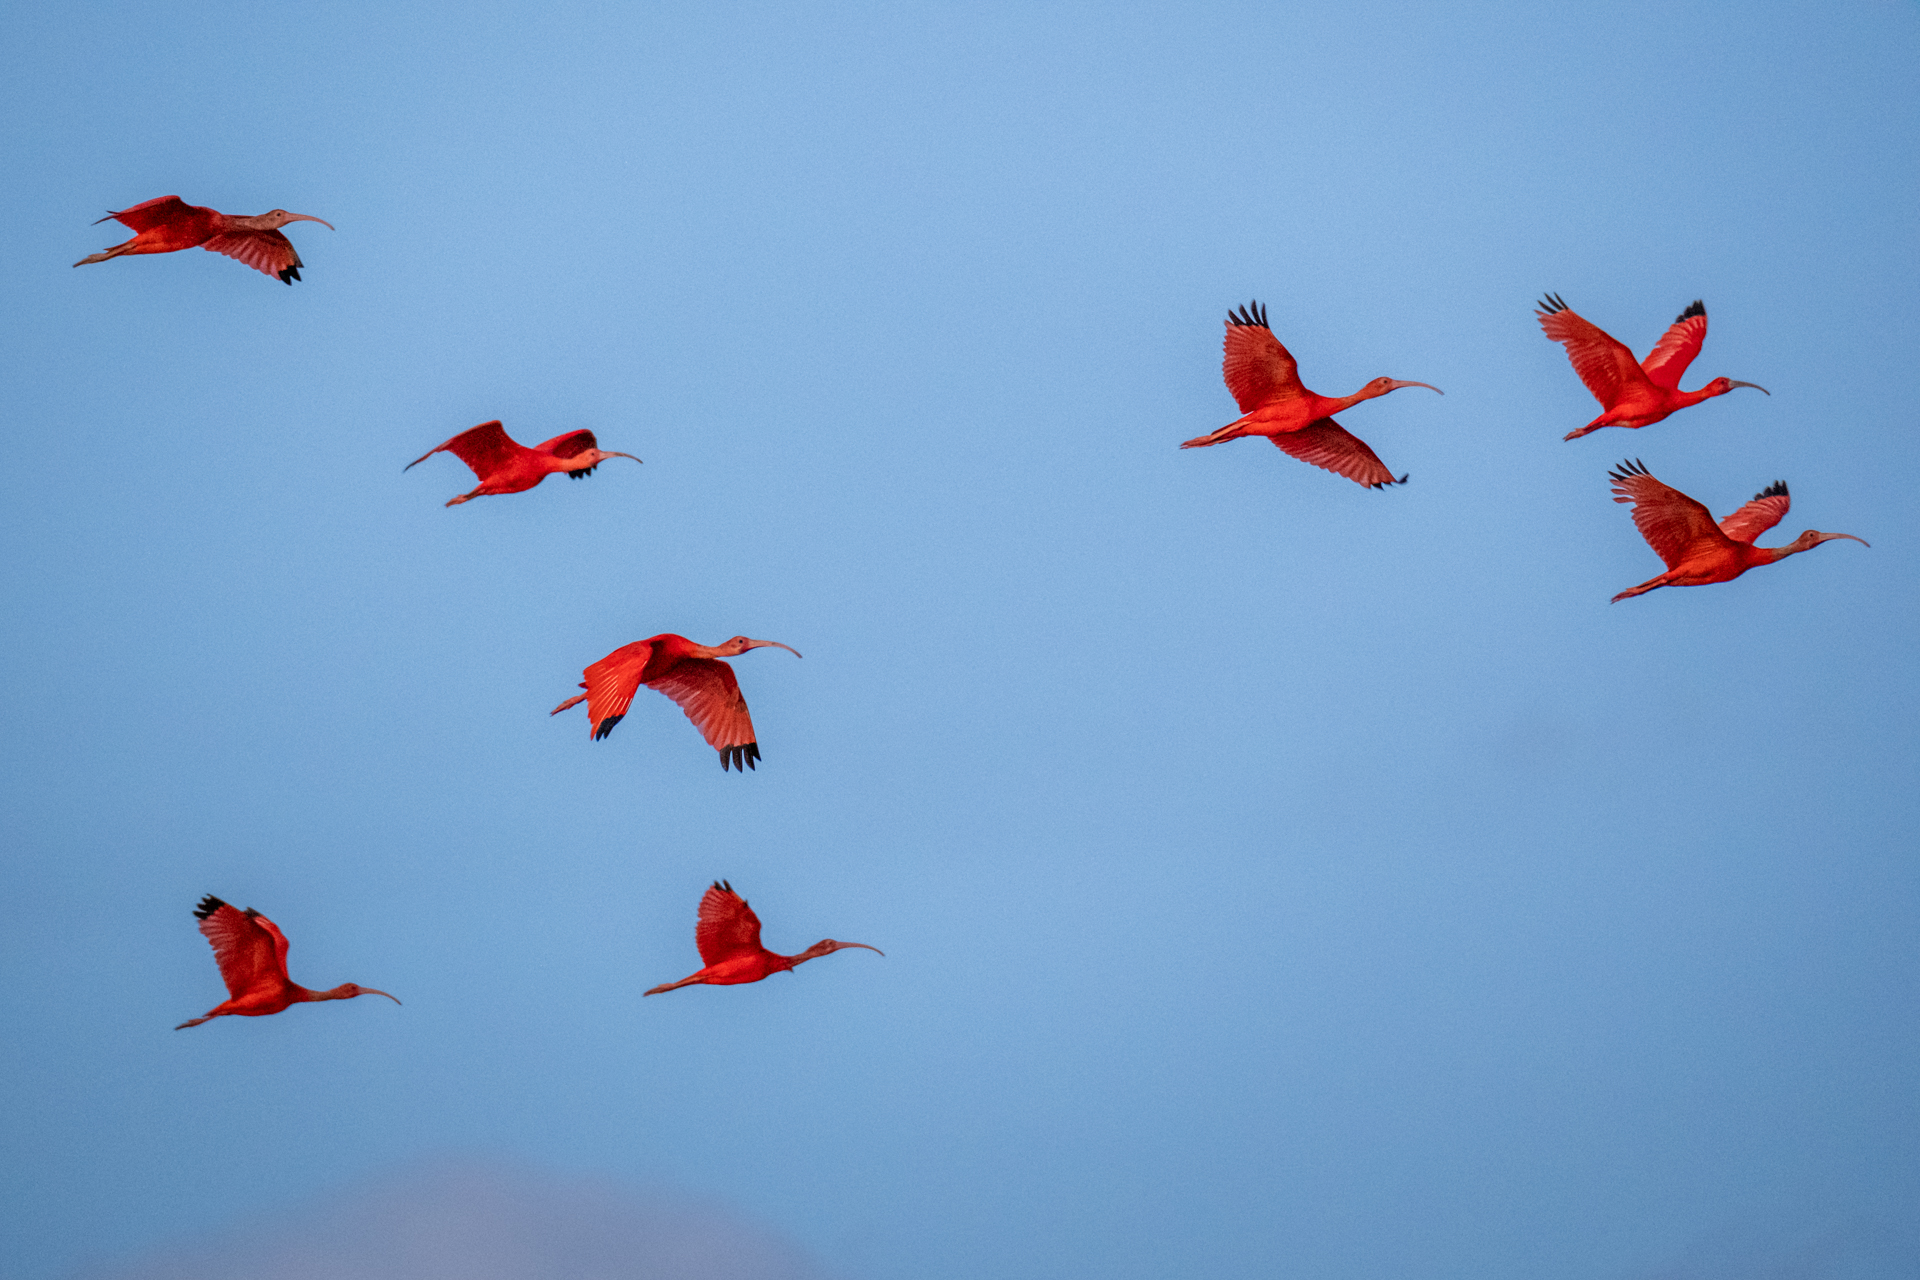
left=287, top=213, right=336, bottom=230
left=840, top=942, right=884, bottom=956
left=605, top=451, right=643, bottom=464
left=1728, top=380, right=1769, bottom=395
left=1822, top=532, right=1869, bottom=547
left=1388, top=380, right=1444, bottom=394
left=745, top=639, right=803, bottom=659
left=364, top=988, right=402, bottom=1005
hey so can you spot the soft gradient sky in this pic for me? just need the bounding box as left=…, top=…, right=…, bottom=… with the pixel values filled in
left=2, top=3, right=1917, bottom=1279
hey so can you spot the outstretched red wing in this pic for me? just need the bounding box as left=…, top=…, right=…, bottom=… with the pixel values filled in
left=1538, top=301, right=1642, bottom=408
left=1609, top=460, right=1729, bottom=570
left=694, top=881, right=764, bottom=967
left=105, top=195, right=196, bottom=232
left=1269, top=419, right=1404, bottom=489
left=1718, top=481, right=1790, bottom=545
left=647, top=658, right=757, bottom=755
left=407, top=422, right=531, bottom=481
left=580, top=640, right=656, bottom=739
left=535, top=430, right=599, bottom=460
left=1640, top=302, right=1708, bottom=391
left=196, top=899, right=287, bottom=1000
left=203, top=229, right=303, bottom=282
left=1222, top=307, right=1303, bottom=414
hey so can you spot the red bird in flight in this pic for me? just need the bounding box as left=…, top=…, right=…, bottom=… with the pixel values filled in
left=406, top=421, right=640, bottom=505
left=552, top=633, right=801, bottom=771
left=1607, top=459, right=1866, bottom=602
left=73, top=195, right=333, bottom=284
left=1180, top=300, right=1442, bottom=488
left=176, top=896, right=399, bottom=1029
left=1537, top=295, right=1768, bottom=440
left=645, top=880, right=882, bottom=996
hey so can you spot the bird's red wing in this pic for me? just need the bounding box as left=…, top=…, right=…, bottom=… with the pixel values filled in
left=535, top=430, right=598, bottom=460
left=198, top=902, right=284, bottom=999
left=203, top=229, right=303, bottom=282
left=694, top=881, right=765, bottom=967
left=646, top=659, right=756, bottom=753
left=1608, top=460, right=1728, bottom=570
left=1223, top=317, right=1303, bottom=414
left=407, top=422, right=530, bottom=480
left=580, top=641, right=656, bottom=739
left=1640, top=302, right=1708, bottom=391
left=1269, top=419, right=1404, bottom=489
left=1717, top=481, right=1790, bottom=545
left=106, top=195, right=194, bottom=232
left=1538, top=305, right=1640, bottom=407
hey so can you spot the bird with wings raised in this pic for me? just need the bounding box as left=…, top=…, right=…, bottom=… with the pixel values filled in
left=72, top=195, right=333, bottom=284
left=176, top=896, right=398, bottom=1029
left=1606, top=459, right=1866, bottom=602
left=644, top=880, right=882, bottom=996
left=1538, top=295, right=1768, bottom=440
left=405, top=421, right=640, bottom=505
left=551, top=633, right=801, bottom=771
left=1179, top=300, right=1443, bottom=489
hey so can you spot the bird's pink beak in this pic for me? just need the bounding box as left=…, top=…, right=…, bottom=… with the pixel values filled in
left=1819, top=532, right=1869, bottom=548
left=744, top=639, right=803, bottom=659
left=1387, top=380, right=1443, bottom=394
left=286, top=213, right=335, bottom=230
left=362, top=988, right=402, bottom=1005
left=1726, top=380, right=1769, bottom=395
left=603, top=451, right=643, bottom=464
left=834, top=942, right=884, bottom=956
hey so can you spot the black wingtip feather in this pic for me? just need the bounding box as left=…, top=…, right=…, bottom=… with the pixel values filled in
left=192, top=894, right=227, bottom=920
left=1537, top=292, right=1569, bottom=314
left=592, top=712, right=624, bottom=741
left=1676, top=300, right=1705, bottom=322
left=567, top=464, right=597, bottom=479
left=1608, top=457, right=1652, bottom=485
left=1754, top=480, right=1788, bottom=500
left=1226, top=300, right=1269, bottom=330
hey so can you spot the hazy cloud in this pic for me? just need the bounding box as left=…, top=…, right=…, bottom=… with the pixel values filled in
left=70, top=1159, right=830, bottom=1280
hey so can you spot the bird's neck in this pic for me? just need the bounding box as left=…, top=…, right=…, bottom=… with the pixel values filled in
left=1325, top=386, right=1382, bottom=416
left=294, top=984, right=350, bottom=1003
left=221, top=212, right=271, bottom=232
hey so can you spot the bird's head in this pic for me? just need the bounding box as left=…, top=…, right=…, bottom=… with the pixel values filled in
left=1705, top=377, right=1769, bottom=397
left=796, top=939, right=884, bottom=963
left=1782, top=529, right=1869, bottom=555
left=715, top=636, right=803, bottom=659
left=1365, top=377, right=1444, bottom=399
left=261, top=210, right=336, bottom=231
left=322, top=983, right=401, bottom=1005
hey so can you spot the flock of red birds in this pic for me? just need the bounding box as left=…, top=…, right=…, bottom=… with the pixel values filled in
left=77, top=195, right=1866, bottom=1028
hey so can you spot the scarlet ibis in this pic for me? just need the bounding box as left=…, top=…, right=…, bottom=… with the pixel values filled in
left=72, top=195, right=332, bottom=284
left=406, top=421, right=640, bottom=505
left=1607, top=459, right=1866, bottom=602
left=551, top=633, right=800, bottom=771
left=644, top=880, right=882, bottom=996
left=175, top=896, right=398, bottom=1029
left=1537, top=295, right=1768, bottom=440
left=1179, top=300, right=1442, bottom=489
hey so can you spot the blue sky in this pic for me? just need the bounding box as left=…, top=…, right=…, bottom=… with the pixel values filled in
left=3, top=2, right=1917, bottom=1278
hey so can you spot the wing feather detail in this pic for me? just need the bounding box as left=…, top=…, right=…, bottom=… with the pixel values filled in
left=1718, top=480, right=1790, bottom=545
left=203, top=229, right=304, bottom=283
left=695, top=880, right=764, bottom=966
left=1222, top=301, right=1304, bottom=414
left=581, top=641, right=655, bottom=739
left=407, top=422, right=531, bottom=479
left=1269, top=418, right=1406, bottom=489
left=1640, top=300, right=1708, bottom=391
left=647, top=658, right=758, bottom=765
left=1537, top=294, right=1642, bottom=408
left=1608, top=459, right=1729, bottom=570
left=193, top=896, right=283, bottom=1000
